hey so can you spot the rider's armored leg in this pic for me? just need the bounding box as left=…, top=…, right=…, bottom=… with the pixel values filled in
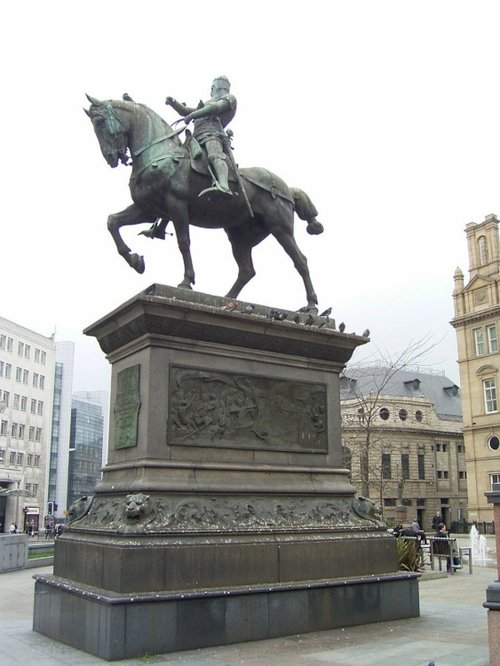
left=210, top=155, right=232, bottom=195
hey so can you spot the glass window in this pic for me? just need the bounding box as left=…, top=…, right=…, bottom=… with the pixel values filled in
left=20, top=396, right=27, bottom=411
left=418, top=454, right=425, bottom=480
left=13, top=394, right=19, bottom=410
left=7, top=338, right=13, bottom=352
left=11, top=423, right=17, bottom=438
left=484, top=379, right=498, bottom=413
left=382, top=453, right=391, bottom=479
left=415, top=410, right=423, bottom=422
left=5, top=363, right=11, bottom=379
left=474, top=328, right=485, bottom=355
left=35, top=428, right=41, bottom=442
left=24, top=345, right=30, bottom=359
left=0, top=335, right=5, bottom=349
left=31, top=399, right=36, bottom=414
left=33, top=373, right=38, bottom=388
left=41, top=351, right=46, bottom=365
left=0, top=361, right=3, bottom=377
left=17, top=342, right=24, bottom=356
left=399, top=409, right=408, bottom=421
left=39, top=375, right=45, bottom=390
left=27, top=454, right=33, bottom=466
left=459, top=471, right=467, bottom=479
left=34, top=348, right=40, bottom=362
left=9, top=451, right=16, bottom=465
left=16, top=452, right=23, bottom=465
left=401, top=453, right=410, bottom=479
left=0, top=448, right=3, bottom=463
left=379, top=407, right=390, bottom=420
left=487, top=325, right=498, bottom=353
left=32, top=483, right=38, bottom=495
left=18, top=424, right=24, bottom=439
left=2, top=392, right=9, bottom=407
left=15, top=367, right=22, bottom=382
left=0, top=421, right=7, bottom=436
left=491, top=473, right=500, bottom=488
left=22, top=369, right=28, bottom=384
left=37, top=401, right=43, bottom=416
left=488, top=436, right=500, bottom=451
left=29, top=426, right=34, bottom=440
left=34, top=454, right=40, bottom=466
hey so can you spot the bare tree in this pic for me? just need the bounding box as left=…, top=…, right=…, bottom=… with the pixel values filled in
left=341, top=334, right=440, bottom=502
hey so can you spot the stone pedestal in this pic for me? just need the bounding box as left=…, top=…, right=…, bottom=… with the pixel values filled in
left=484, top=485, right=500, bottom=665
left=33, top=286, right=419, bottom=661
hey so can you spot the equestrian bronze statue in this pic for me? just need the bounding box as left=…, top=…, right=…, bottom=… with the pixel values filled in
left=85, top=81, right=324, bottom=310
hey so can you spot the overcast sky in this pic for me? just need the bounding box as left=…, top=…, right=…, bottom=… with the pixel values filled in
left=2, top=0, right=499, bottom=390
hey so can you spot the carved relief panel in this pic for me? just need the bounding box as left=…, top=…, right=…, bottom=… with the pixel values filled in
left=168, top=366, right=328, bottom=452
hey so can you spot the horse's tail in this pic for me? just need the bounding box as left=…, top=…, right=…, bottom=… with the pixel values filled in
left=291, top=188, right=324, bottom=235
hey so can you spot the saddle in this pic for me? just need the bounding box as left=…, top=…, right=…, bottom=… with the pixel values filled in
left=184, top=133, right=293, bottom=205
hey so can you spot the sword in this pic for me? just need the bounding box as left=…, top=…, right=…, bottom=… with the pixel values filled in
left=225, top=134, right=254, bottom=218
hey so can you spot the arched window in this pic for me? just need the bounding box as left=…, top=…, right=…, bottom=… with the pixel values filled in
left=478, top=235, right=488, bottom=265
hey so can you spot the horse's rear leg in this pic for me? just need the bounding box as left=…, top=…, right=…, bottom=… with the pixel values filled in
left=108, top=204, right=155, bottom=273
left=271, top=224, right=318, bottom=309
left=225, top=225, right=267, bottom=299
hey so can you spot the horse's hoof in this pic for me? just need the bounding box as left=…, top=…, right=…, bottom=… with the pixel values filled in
left=130, top=254, right=145, bottom=274
left=177, top=281, right=193, bottom=291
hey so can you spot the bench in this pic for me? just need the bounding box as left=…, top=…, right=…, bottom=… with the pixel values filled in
left=429, top=537, right=472, bottom=574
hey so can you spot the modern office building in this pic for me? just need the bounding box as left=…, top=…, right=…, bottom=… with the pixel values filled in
left=451, top=214, right=500, bottom=522
left=67, top=394, right=105, bottom=507
left=47, top=341, right=75, bottom=522
left=340, top=365, right=465, bottom=530
left=73, top=390, right=109, bottom=467
left=0, top=316, right=55, bottom=532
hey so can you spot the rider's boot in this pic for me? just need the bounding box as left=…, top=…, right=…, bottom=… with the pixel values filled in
left=211, top=157, right=233, bottom=196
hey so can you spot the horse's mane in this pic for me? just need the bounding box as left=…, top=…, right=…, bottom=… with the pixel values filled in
left=112, top=99, right=181, bottom=145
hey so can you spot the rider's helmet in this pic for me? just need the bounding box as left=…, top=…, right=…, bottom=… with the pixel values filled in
left=211, top=76, right=231, bottom=95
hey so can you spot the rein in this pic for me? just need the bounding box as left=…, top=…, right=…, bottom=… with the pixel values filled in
left=124, top=104, right=188, bottom=179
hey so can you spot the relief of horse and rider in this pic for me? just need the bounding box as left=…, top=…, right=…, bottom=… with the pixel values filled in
left=169, top=367, right=327, bottom=452
left=86, top=76, right=324, bottom=311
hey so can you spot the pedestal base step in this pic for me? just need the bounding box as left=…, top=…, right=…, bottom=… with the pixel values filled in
left=34, top=571, right=419, bottom=661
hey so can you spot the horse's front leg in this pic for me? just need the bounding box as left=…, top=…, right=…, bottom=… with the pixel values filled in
left=170, top=201, right=195, bottom=289
left=107, top=204, right=156, bottom=273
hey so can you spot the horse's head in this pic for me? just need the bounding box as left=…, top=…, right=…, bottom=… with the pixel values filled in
left=85, top=94, right=129, bottom=168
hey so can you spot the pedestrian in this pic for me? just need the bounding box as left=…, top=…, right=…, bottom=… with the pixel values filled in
left=9, top=522, right=16, bottom=534
left=434, top=522, right=452, bottom=572
left=431, top=510, right=443, bottom=531
left=411, top=518, right=427, bottom=544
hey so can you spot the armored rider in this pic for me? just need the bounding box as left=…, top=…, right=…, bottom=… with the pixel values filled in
left=166, top=76, right=236, bottom=197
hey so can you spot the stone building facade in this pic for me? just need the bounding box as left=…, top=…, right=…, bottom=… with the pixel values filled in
left=451, top=214, right=500, bottom=522
left=340, top=365, right=466, bottom=531
left=0, top=316, right=55, bottom=532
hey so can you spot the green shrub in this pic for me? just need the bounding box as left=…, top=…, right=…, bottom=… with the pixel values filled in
left=396, top=537, right=425, bottom=572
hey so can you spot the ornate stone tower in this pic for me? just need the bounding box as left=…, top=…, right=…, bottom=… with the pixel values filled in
left=451, top=214, right=500, bottom=522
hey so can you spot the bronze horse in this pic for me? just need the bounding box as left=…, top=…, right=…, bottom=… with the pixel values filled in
left=85, top=95, right=324, bottom=309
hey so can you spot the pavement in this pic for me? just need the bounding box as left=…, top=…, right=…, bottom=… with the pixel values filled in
left=0, top=536, right=497, bottom=666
